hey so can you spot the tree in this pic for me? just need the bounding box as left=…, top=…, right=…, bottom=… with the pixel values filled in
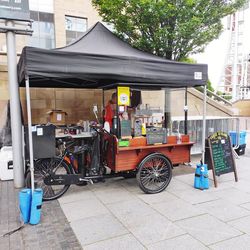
left=92, top=0, right=246, bottom=60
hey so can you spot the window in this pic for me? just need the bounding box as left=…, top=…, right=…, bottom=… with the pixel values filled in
left=65, top=16, right=87, bottom=45
left=29, top=11, right=55, bottom=49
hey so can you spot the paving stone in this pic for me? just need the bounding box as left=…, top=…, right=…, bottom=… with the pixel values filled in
left=240, top=202, right=250, bottom=210
left=228, top=215, right=250, bottom=234
left=70, top=213, right=128, bottom=246
left=233, top=179, right=250, bottom=193
left=136, top=190, right=178, bottom=205
left=209, top=234, right=250, bottom=250
left=152, top=199, right=205, bottom=222
left=212, top=188, right=250, bottom=205
left=175, top=214, right=242, bottom=245
left=167, top=178, right=193, bottom=192
left=0, top=180, right=82, bottom=250
left=174, top=173, right=194, bottom=185
left=124, top=212, right=185, bottom=246
left=84, top=234, right=146, bottom=250
left=58, top=188, right=94, bottom=204
left=169, top=188, right=220, bottom=205
left=195, top=199, right=250, bottom=222
left=60, top=197, right=109, bottom=222
left=106, top=198, right=156, bottom=224
left=147, top=234, right=208, bottom=250
left=93, top=187, right=136, bottom=204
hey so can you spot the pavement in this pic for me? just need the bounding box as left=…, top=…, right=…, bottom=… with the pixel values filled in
left=0, top=181, right=82, bottom=250
left=58, top=147, right=250, bottom=250
left=1, top=146, right=250, bottom=249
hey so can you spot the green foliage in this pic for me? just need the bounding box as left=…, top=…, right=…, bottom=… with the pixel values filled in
left=207, top=80, right=214, bottom=93
left=216, top=91, right=232, bottom=100
left=93, top=0, right=246, bottom=60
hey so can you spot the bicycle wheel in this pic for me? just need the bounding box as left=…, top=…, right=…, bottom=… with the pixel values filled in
left=137, top=153, right=172, bottom=194
left=26, top=157, right=71, bottom=201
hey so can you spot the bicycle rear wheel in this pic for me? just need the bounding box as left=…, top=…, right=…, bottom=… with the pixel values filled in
left=26, top=157, right=71, bottom=201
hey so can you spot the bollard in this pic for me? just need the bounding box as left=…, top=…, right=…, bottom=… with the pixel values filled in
left=29, top=188, right=43, bottom=225
left=19, top=188, right=32, bottom=224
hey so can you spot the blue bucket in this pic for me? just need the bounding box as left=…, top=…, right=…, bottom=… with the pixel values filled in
left=19, top=188, right=32, bottom=224
left=29, top=188, right=43, bottom=225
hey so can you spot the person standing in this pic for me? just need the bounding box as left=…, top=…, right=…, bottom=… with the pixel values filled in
left=104, top=92, right=117, bottom=128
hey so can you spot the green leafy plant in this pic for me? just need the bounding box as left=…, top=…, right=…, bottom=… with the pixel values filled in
left=93, top=0, right=246, bottom=60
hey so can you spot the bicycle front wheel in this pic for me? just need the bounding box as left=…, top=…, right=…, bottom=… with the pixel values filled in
left=26, top=157, right=71, bottom=201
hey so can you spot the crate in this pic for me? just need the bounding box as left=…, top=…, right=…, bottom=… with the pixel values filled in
left=118, top=140, right=130, bottom=147
left=181, top=135, right=190, bottom=143
left=146, top=128, right=167, bottom=145
left=129, top=137, right=147, bottom=147
left=168, top=136, right=177, bottom=144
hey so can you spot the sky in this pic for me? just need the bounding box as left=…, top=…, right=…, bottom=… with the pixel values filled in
left=192, top=7, right=250, bottom=90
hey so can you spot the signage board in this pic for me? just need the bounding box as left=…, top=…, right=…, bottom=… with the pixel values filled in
left=0, top=0, right=30, bottom=21
left=207, top=131, right=238, bottom=187
left=117, top=87, right=130, bottom=106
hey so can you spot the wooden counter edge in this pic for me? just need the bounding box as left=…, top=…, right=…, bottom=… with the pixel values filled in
left=118, top=142, right=195, bottom=151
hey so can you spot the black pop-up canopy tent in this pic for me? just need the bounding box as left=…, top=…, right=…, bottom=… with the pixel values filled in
left=17, top=22, right=208, bottom=191
left=18, top=22, right=208, bottom=89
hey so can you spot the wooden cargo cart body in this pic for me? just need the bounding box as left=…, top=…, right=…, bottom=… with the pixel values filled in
left=104, top=133, right=194, bottom=172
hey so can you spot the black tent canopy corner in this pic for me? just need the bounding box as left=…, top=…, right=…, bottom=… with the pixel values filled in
left=17, top=22, right=208, bottom=89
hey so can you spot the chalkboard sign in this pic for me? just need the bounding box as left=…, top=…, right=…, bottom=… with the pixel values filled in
left=208, top=132, right=238, bottom=187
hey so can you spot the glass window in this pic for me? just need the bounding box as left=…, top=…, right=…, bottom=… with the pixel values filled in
left=29, top=11, right=55, bottom=49
left=65, top=16, right=87, bottom=44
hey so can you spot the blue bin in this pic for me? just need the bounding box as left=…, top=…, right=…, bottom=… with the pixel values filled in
left=29, top=188, right=43, bottom=225
left=239, top=131, right=247, bottom=146
left=229, top=131, right=247, bottom=146
left=229, top=131, right=237, bottom=146
left=19, top=188, right=32, bottom=224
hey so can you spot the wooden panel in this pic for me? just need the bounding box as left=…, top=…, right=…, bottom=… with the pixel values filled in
left=115, top=143, right=193, bottom=172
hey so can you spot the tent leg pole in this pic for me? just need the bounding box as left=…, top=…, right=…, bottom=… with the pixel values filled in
left=6, top=20, right=24, bottom=188
left=164, top=88, right=171, bottom=132
left=202, top=86, right=207, bottom=163
left=184, top=87, right=188, bottom=135
left=25, top=76, right=35, bottom=192
left=102, top=90, right=105, bottom=126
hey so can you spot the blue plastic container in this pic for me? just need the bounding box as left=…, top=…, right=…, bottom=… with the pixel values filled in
left=229, top=131, right=237, bottom=146
left=19, top=188, right=32, bottom=224
left=239, top=131, right=247, bottom=146
left=200, top=164, right=209, bottom=190
left=194, top=164, right=209, bottom=190
left=229, top=131, right=247, bottom=146
left=194, top=164, right=201, bottom=189
left=29, top=188, right=43, bottom=225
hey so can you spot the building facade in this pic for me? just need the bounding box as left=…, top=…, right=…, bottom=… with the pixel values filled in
left=0, top=0, right=102, bottom=124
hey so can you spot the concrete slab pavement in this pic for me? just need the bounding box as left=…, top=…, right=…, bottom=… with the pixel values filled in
left=58, top=147, right=250, bottom=250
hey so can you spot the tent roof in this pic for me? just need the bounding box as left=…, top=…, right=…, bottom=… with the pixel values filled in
left=18, top=22, right=208, bottom=89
